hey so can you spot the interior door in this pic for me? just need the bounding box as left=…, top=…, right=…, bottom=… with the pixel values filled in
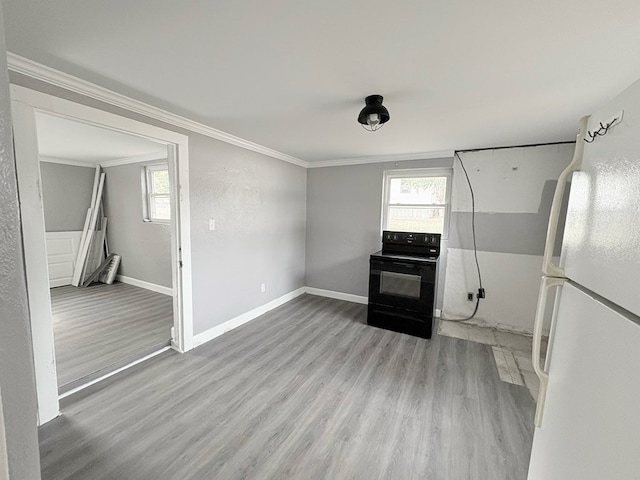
left=528, top=282, right=640, bottom=479
left=46, top=231, right=82, bottom=287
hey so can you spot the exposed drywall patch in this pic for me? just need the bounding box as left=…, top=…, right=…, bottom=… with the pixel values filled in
left=444, top=144, right=574, bottom=332
left=448, top=178, right=570, bottom=256
left=452, top=144, right=575, bottom=213
left=442, top=248, right=556, bottom=334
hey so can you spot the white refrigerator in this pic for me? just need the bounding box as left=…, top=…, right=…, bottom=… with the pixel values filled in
left=527, top=77, right=640, bottom=479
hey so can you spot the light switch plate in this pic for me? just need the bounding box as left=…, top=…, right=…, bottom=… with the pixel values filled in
left=209, top=219, right=215, bottom=231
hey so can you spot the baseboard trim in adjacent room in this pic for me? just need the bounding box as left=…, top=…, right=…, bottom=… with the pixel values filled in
left=116, top=275, right=173, bottom=297
left=304, top=287, right=368, bottom=305
left=50, top=278, right=72, bottom=288
left=192, top=287, right=306, bottom=348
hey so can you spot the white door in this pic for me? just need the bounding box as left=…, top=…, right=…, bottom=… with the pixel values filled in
left=560, top=77, right=640, bottom=318
left=46, top=231, right=82, bottom=287
left=527, top=282, right=640, bottom=479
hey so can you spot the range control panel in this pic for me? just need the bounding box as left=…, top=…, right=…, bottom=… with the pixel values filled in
left=383, top=231, right=441, bottom=247
left=381, top=230, right=441, bottom=258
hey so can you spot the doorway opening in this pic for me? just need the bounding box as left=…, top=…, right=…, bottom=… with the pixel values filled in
left=11, top=85, right=193, bottom=424
left=38, top=111, right=176, bottom=392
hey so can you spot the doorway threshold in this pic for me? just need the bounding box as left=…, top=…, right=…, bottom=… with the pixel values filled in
left=58, top=340, right=171, bottom=399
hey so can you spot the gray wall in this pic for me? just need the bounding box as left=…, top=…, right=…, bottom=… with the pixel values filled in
left=306, top=158, right=453, bottom=309
left=447, top=180, right=569, bottom=257
left=103, top=162, right=172, bottom=288
left=0, top=6, right=42, bottom=477
left=188, top=136, right=307, bottom=334
left=39, top=161, right=94, bottom=231
left=10, top=72, right=308, bottom=337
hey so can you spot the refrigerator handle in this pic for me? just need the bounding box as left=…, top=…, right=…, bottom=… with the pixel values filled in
left=532, top=276, right=565, bottom=427
left=542, top=115, right=590, bottom=277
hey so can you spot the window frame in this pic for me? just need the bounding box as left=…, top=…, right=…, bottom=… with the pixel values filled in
left=141, top=163, right=171, bottom=224
left=381, top=168, right=453, bottom=239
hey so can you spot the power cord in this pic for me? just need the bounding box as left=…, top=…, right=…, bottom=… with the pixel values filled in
left=442, top=151, right=484, bottom=322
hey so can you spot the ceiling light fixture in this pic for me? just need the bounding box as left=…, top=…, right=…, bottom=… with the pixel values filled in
left=358, top=94, right=390, bottom=132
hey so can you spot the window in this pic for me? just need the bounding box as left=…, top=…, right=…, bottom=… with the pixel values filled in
left=382, top=169, right=452, bottom=237
left=142, top=164, right=171, bottom=222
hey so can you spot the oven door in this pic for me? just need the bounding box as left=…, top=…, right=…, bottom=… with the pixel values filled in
left=368, top=257, right=435, bottom=314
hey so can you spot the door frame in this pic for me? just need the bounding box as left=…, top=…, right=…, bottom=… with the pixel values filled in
left=10, top=84, right=194, bottom=424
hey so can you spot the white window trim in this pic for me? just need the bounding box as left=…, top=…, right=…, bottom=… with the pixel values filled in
left=381, top=168, right=453, bottom=239
left=142, top=163, right=171, bottom=224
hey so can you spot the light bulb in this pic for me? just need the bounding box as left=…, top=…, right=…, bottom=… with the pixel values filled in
left=367, top=113, right=380, bottom=127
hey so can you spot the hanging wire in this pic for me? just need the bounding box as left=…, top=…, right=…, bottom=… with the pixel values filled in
left=443, top=151, right=484, bottom=322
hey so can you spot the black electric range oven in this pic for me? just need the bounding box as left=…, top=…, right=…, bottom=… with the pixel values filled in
left=367, top=231, right=440, bottom=339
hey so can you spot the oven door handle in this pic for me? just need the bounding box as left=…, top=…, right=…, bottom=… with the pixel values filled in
left=371, top=260, right=422, bottom=270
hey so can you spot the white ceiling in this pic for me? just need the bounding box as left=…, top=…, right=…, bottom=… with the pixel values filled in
left=6, top=0, right=640, bottom=163
left=35, top=112, right=165, bottom=163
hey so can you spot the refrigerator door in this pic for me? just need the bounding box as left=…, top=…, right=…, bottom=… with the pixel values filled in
left=561, top=77, right=640, bottom=317
left=527, top=282, right=640, bottom=480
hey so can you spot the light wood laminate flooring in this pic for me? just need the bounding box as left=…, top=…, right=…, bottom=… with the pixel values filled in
left=40, top=294, right=534, bottom=480
left=51, top=282, right=173, bottom=389
left=438, top=320, right=548, bottom=399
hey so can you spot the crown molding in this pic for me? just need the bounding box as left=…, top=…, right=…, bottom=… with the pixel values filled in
left=39, top=155, right=96, bottom=168
left=99, top=151, right=168, bottom=168
left=306, top=150, right=455, bottom=168
left=7, top=52, right=309, bottom=168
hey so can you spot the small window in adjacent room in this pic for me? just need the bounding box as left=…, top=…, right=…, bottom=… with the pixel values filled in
left=382, top=169, right=452, bottom=237
left=142, top=163, right=171, bottom=223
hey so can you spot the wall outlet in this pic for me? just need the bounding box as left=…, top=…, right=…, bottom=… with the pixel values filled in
left=209, top=219, right=215, bottom=231
left=261, top=283, right=266, bottom=293
left=467, top=292, right=474, bottom=301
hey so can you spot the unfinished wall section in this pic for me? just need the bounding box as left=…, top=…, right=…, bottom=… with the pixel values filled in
left=443, top=143, right=574, bottom=333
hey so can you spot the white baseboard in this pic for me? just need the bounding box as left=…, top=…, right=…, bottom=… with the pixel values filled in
left=304, top=288, right=442, bottom=317
left=304, top=287, right=368, bottom=305
left=192, top=286, right=442, bottom=350
left=50, top=278, right=72, bottom=288
left=192, top=287, right=306, bottom=348
left=116, top=275, right=173, bottom=296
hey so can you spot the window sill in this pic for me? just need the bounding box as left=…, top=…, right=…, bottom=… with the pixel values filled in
left=143, top=219, right=171, bottom=225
